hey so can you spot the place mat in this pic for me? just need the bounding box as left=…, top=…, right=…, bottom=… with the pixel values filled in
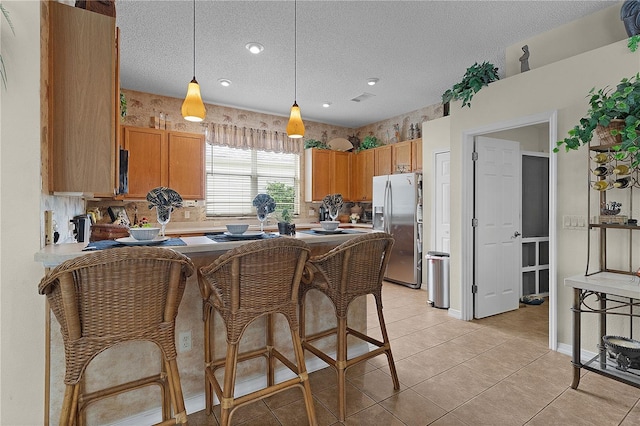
left=206, top=233, right=281, bottom=243
left=82, top=238, right=186, bottom=251
left=298, top=229, right=365, bottom=235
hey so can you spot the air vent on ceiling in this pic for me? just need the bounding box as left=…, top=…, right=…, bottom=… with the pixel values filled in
left=350, top=92, right=376, bottom=103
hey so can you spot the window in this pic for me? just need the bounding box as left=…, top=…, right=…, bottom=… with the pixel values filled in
left=205, top=144, right=300, bottom=216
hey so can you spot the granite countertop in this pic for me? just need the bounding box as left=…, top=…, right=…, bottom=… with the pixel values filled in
left=162, top=221, right=372, bottom=235
left=35, top=225, right=376, bottom=267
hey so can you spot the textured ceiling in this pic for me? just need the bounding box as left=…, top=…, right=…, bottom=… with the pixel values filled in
left=116, top=0, right=619, bottom=128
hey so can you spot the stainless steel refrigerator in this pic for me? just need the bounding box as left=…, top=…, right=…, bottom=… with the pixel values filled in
left=373, top=172, right=422, bottom=289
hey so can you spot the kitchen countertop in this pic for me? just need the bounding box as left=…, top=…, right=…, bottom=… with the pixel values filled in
left=34, top=225, right=376, bottom=267
left=564, top=272, right=640, bottom=299
left=161, top=221, right=372, bottom=235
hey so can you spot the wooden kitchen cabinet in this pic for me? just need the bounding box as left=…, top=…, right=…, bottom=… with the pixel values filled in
left=352, top=149, right=374, bottom=201
left=167, top=132, right=205, bottom=199
left=122, top=126, right=205, bottom=199
left=392, top=140, right=413, bottom=174
left=48, top=2, right=119, bottom=197
left=412, top=138, right=423, bottom=171
left=374, top=146, right=392, bottom=176
left=305, top=149, right=351, bottom=202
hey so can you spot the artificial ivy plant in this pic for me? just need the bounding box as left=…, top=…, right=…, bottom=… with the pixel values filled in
left=441, top=61, right=500, bottom=108
left=554, top=73, right=640, bottom=159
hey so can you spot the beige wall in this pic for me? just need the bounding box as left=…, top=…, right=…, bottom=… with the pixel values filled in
left=0, top=1, right=46, bottom=424
left=505, top=2, right=627, bottom=77
left=446, top=39, right=639, bottom=348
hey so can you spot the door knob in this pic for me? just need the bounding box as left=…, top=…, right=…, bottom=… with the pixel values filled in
left=512, top=231, right=521, bottom=239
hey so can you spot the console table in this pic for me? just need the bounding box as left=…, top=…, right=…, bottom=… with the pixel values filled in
left=565, top=272, right=640, bottom=389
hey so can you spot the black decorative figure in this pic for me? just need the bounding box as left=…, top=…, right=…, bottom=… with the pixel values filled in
left=621, top=0, right=640, bottom=36
left=519, top=45, right=530, bottom=73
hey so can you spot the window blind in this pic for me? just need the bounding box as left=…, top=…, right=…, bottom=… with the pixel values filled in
left=206, top=144, right=300, bottom=216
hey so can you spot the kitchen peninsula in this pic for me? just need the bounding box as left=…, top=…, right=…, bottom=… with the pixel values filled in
left=35, top=229, right=376, bottom=424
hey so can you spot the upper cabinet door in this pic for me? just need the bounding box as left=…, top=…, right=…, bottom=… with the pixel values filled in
left=168, top=131, right=205, bottom=199
left=305, top=149, right=332, bottom=202
left=392, top=141, right=412, bottom=174
left=332, top=151, right=351, bottom=200
left=49, top=2, right=117, bottom=196
left=122, top=127, right=166, bottom=199
left=412, top=139, right=422, bottom=171
left=374, top=146, right=392, bottom=176
left=352, top=149, right=374, bottom=201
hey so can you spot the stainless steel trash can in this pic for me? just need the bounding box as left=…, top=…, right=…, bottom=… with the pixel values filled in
left=426, top=251, right=450, bottom=309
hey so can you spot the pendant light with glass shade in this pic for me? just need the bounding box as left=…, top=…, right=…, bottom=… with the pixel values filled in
left=286, top=0, right=305, bottom=138
left=181, top=0, right=206, bottom=122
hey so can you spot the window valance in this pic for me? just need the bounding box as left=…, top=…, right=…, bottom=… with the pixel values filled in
left=203, top=123, right=304, bottom=155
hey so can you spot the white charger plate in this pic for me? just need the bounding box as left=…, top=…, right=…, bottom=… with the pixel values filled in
left=223, top=231, right=264, bottom=239
left=115, top=236, right=169, bottom=246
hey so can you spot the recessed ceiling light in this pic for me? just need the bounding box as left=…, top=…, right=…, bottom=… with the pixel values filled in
left=367, top=78, right=379, bottom=86
left=218, top=79, right=232, bottom=87
left=245, top=42, right=264, bottom=54
left=322, top=102, right=332, bottom=108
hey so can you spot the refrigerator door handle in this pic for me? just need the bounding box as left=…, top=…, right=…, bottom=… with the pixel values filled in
left=385, top=180, right=392, bottom=233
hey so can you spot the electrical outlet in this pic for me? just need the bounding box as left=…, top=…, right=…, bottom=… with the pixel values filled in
left=184, top=211, right=190, bottom=219
left=179, top=331, right=192, bottom=352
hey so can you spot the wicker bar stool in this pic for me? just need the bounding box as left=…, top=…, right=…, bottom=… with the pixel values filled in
left=197, top=238, right=317, bottom=426
left=38, top=246, right=195, bottom=426
left=299, top=232, right=399, bottom=421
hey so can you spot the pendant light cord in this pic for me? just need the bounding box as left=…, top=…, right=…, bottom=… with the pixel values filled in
left=294, top=0, right=297, bottom=102
left=192, top=0, right=196, bottom=78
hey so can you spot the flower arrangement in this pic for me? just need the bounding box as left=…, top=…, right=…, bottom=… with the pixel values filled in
left=349, top=213, right=360, bottom=223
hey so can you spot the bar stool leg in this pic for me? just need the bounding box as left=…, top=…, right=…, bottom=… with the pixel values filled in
left=59, top=384, right=79, bottom=426
left=290, top=327, right=317, bottom=426
left=336, top=316, right=348, bottom=422
left=298, top=291, right=308, bottom=342
left=220, top=342, right=239, bottom=426
left=166, top=359, right=188, bottom=424
left=203, top=305, right=214, bottom=414
left=267, top=313, right=275, bottom=387
left=376, top=295, right=399, bottom=389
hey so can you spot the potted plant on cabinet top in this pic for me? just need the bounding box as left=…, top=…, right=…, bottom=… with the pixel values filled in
left=554, top=73, right=640, bottom=164
left=356, top=135, right=382, bottom=152
left=441, top=61, right=500, bottom=108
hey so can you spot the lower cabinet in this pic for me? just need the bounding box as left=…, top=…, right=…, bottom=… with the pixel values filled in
left=122, top=126, right=204, bottom=199
left=305, top=149, right=351, bottom=202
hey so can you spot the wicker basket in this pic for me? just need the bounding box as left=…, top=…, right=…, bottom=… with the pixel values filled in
left=90, top=223, right=129, bottom=241
left=595, top=119, right=625, bottom=146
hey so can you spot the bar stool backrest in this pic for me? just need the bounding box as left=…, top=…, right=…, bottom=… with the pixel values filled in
left=38, top=246, right=195, bottom=385
left=306, top=232, right=394, bottom=317
left=198, top=238, right=311, bottom=343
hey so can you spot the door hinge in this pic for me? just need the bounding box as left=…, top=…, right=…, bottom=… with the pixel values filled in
left=472, top=284, right=478, bottom=294
left=472, top=151, right=478, bottom=161
left=472, top=218, right=478, bottom=227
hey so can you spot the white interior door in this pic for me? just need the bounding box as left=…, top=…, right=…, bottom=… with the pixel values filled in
left=474, top=136, right=521, bottom=319
left=434, top=151, right=451, bottom=253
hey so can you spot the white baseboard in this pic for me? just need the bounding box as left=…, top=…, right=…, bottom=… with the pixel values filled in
left=556, top=342, right=597, bottom=362
left=447, top=308, right=462, bottom=320
left=109, top=342, right=370, bottom=425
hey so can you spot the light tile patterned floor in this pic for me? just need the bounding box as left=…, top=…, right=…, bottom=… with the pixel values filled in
left=187, top=282, right=640, bottom=425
